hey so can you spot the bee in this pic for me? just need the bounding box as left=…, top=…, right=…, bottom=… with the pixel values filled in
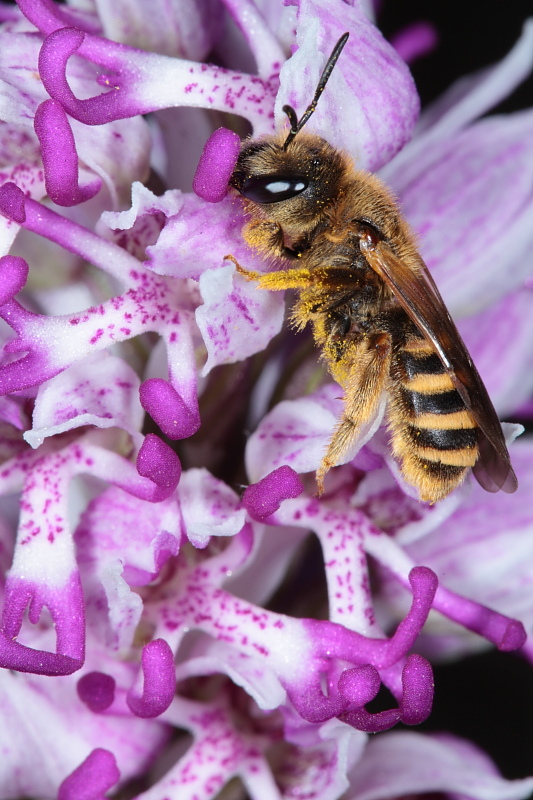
left=227, top=32, right=517, bottom=503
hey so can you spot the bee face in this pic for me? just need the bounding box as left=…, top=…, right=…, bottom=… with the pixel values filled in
left=230, top=133, right=347, bottom=233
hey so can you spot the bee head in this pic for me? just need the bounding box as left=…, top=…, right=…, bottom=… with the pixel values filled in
left=229, top=33, right=350, bottom=229
left=229, top=133, right=347, bottom=227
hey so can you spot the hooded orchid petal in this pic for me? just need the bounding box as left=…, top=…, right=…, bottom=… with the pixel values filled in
left=276, top=0, right=419, bottom=170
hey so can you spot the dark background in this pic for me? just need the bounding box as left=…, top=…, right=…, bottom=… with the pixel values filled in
left=379, top=0, right=533, bottom=114
left=378, top=0, right=533, bottom=780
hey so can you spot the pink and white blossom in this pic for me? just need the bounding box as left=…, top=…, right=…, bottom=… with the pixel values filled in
left=0, top=1, right=532, bottom=798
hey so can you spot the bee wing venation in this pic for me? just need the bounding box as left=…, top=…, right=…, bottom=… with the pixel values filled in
left=363, top=241, right=517, bottom=494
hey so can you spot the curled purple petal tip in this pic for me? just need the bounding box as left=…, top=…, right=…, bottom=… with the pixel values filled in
left=500, top=618, right=527, bottom=651
left=0, top=182, right=26, bottom=224
left=340, top=706, right=401, bottom=733
left=400, top=653, right=434, bottom=725
left=58, top=748, right=120, bottom=800
left=338, top=664, right=381, bottom=706
left=127, top=638, right=176, bottom=718
left=193, top=127, right=241, bottom=203
left=34, top=100, right=101, bottom=206
left=242, top=465, right=304, bottom=521
left=140, top=378, right=200, bottom=439
left=0, top=256, right=29, bottom=304
left=136, top=434, right=182, bottom=492
left=77, top=671, right=116, bottom=712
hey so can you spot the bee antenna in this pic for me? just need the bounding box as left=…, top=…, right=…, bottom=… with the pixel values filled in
left=282, top=31, right=349, bottom=151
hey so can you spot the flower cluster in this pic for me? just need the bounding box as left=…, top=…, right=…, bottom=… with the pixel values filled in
left=0, top=1, right=533, bottom=798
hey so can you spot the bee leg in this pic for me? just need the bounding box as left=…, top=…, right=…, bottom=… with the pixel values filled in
left=316, top=332, right=392, bottom=494
left=224, top=254, right=262, bottom=281
left=224, top=254, right=315, bottom=291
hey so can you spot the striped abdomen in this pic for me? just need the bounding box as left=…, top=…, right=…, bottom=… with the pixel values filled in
left=388, top=336, right=479, bottom=502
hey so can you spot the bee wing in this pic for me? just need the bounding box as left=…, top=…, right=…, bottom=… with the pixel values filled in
left=363, top=240, right=517, bottom=494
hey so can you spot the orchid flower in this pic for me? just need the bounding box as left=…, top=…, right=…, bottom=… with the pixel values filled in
left=0, top=1, right=532, bottom=799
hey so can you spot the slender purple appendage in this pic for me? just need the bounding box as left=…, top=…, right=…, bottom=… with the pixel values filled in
left=193, top=128, right=241, bottom=203
left=0, top=256, right=29, bottom=304
left=434, top=585, right=527, bottom=651
left=140, top=378, right=200, bottom=439
left=34, top=100, right=101, bottom=206
left=289, top=567, right=437, bottom=730
left=286, top=682, right=347, bottom=725
left=242, top=466, right=304, bottom=521
left=337, top=655, right=433, bottom=732
left=37, top=27, right=132, bottom=126
left=340, top=704, right=401, bottom=733
left=77, top=672, right=116, bottom=712
left=136, top=434, right=182, bottom=494
left=127, top=639, right=176, bottom=718
left=376, top=567, right=438, bottom=667
left=58, top=748, right=120, bottom=800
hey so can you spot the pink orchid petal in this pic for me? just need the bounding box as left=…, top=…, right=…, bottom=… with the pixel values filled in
left=457, top=289, right=533, bottom=416
left=245, top=384, right=386, bottom=483
left=95, top=0, right=224, bottom=60
left=277, top=0, right=419, bottom=170
left=393, top=110, right=533, bottom=315
left=178, top=468, right=247, bottom=548
left=219, top=0, right=286, bottom=78
left=0, top=661, right=168, bottom=798
left=402, top=439, right=533, bottom=647
left=25, top=352, right=144, bottom=449
left=197, top=262, right=285, bottom=374
left=348, top=731, right=533, bottom=799
left=35, top=22, right=278, bottom=133
left=0, top=255, right=28, bottom=302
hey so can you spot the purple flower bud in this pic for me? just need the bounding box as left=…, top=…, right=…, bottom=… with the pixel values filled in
left=193, top=128, right=241, bottom=203
left=136, top=434, right=182, bottom=493
left=338, top=664, right=381, bottom=706
left=77, top=672, right=116, bottom=712
left=0, top=181, right=26, bottom=224
left=242, top=465, right=304, bottom=520
left=127, top=639, right=176, bottom=718
left=57, top=748, right=120, bottom=800
left=140, top=378, right=200, bottom=439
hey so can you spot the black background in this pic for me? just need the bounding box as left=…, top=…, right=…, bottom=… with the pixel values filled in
left=379, top=0, right=533, bottom=114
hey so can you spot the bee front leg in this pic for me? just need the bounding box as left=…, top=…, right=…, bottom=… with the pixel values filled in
left=224, top=254, right=315, bottom=291
left=316, top=332, right=392, bottom=494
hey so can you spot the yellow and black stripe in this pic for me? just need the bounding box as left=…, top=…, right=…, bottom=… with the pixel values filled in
left=388, top=337, right=479, bottom=502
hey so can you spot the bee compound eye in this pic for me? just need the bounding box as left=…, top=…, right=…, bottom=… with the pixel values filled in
left=240, top=174, right=309, bottom=204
